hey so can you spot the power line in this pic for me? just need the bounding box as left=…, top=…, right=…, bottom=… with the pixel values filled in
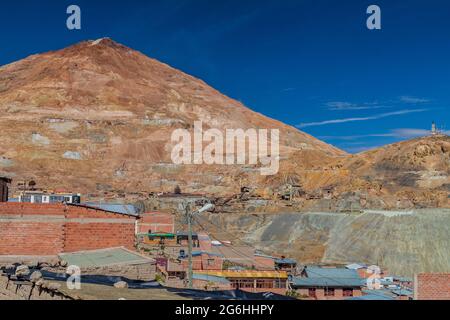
left=193, top=216, right=286, bottom=292
left=193, top=215, right=278, bottom=271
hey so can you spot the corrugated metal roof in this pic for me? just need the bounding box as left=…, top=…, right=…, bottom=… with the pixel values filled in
left=59, top=247, right=155, bottom=268
left=393, top=276, right=413, bottom=282
left=210, top=245, right=255, bottom=265
left=392, top=289, right=413, bottom=296
left=380, top=279, right=396, bottom=286
left=347, top=294, right=394, bottom=300
left=292, top=267, right=364, bottom=288
left=305, top=266, right=361, bottom=279
left=190, top=251, right=224, bottom=258
left=193, top=274, right=231, bottom=284
left=83, top=203, right=139, bottom=216
left=275, top=258, right=297, bottom=265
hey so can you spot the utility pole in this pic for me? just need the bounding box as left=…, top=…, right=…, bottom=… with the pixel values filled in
left=183, top=202, right=214, bottom=290
left=185, top=202, right=194, bottom=289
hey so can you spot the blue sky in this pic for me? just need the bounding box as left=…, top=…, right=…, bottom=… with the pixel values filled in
left=0, top=0, right=449, bottom=153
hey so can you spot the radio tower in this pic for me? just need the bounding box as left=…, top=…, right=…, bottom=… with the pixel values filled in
left=431, top=121, right=438, bottom=136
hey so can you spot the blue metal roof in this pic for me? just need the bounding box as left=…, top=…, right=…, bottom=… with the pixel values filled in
left=347, top=294, right=394, bottom=301
left=254, top=253, right=275, bottom=259
left=393, top=276, right=413, bottom=282
left=292, top=267, right=364, bottom=288
left=190, top=251, right=224, bottom=258
left=83, top=202, right=138, bottom=216
left=392, top=289, right=413, bottom=296
left=305, top=266, right=362, bottom=279
left=362, top=289, right=396, bottom=298
left=193, top=274, right=230, bottom=284
left=380, top=279, right=396, bottom=285
left=275, top=258, right=297, bottom=265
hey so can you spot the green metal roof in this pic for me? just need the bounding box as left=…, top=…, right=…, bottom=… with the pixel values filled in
left=59, top=247, right=154, bottom=268
left=139, top=233, right=176, bottom=238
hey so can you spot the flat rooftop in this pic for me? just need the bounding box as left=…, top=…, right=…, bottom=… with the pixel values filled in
left=59, top=247, right=155, bottom=268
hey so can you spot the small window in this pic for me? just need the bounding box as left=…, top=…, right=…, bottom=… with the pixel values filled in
left=308, top=288, right=316, bottom=298
left=325, top=288, right=335, bottom=297
left=343, top=288, right=354, bottom=297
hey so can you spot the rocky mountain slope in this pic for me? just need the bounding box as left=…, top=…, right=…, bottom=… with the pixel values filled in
left=0, top=39, right=447, bottom=209
left=0, top=38, right=343, bottom=197
left=269, top=135, right=450, bottom=210
left=204, top=209, right=450, bottom=277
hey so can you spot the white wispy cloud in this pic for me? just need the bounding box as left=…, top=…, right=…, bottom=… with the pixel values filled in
left=320, top=128, right=449, bottom=141
left=325, top=101, right=387, bottom=111
left=391, top=128, right=450, bottom=137
left=318, top=133, right=393, bottom=141
left=297, top=109, right=428, bottom=128
left=325, top=96, right=431, bottom=112
left=399, top=96, right=430, bottom=104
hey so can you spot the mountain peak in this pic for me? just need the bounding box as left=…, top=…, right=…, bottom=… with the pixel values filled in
left=84, top=37, right=130, bottom=51
left=62, top=37, right=134, bottom=56
left=89, top=37, right=114, bottom=46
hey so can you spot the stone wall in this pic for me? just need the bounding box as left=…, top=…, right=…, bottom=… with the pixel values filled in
left=0, top=275, right=71, bottom=300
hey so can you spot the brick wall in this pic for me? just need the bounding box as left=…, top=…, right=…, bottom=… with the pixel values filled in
left=0, top=203, right=137, bottom=256
left=296, top=288, right=362, bottom=300
left=0, top=220, right=65, bottom=255
left=414, top=273, right=450, bottom=300
left=181, top=253, right=223, bottom=271
left=137, top=212, right=175, bottom=234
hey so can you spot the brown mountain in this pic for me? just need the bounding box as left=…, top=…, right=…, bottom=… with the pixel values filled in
left=0, top=38, right=344, bottom=197
left=339, top=134, right=450, bottom=208
left=278, top=134, right=450, bottom=210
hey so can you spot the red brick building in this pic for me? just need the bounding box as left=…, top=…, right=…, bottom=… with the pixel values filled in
left=137, top=212, right=175, bottom=234
left=195, top=270, right=288, bottom=295
left=292, top=267, right=364, bottom=300
left=181, top=251, right=224, bottom=271
left=414, top=273, right=450, bottom=300
left=0, top=203, right=137, bottom=255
